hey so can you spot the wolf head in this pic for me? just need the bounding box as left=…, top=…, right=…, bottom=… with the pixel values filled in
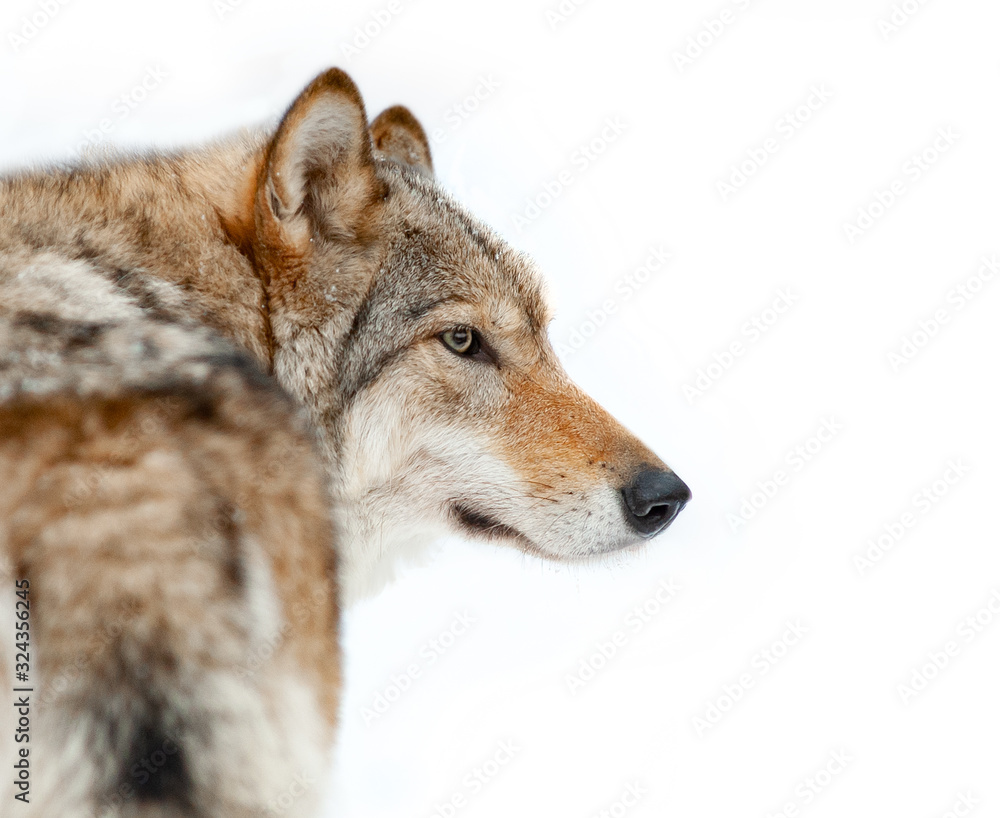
left=246, top=70, right=690, bottom=598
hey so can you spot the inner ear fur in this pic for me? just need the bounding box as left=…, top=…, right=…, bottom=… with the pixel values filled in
left=370, top=105, right=434, bottom=177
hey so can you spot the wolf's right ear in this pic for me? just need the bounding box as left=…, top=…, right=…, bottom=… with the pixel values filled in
left=256, top=69, right=383, bottom=251
left=370, top=106, right=434, bottom=177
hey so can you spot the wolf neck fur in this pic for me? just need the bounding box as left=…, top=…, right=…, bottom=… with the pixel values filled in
left=0, top=134, right=408, bottom=601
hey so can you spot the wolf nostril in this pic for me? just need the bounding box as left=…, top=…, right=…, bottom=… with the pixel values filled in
left=621, top=468, right=691, bottom=538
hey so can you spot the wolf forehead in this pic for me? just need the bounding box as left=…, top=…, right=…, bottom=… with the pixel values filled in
left=362, top=160, right=552, bottom=335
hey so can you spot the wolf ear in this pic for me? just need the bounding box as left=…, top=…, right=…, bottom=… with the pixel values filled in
left=370, top=106, right=434, bottom=177
left=257, top=69, right=382, bottom=249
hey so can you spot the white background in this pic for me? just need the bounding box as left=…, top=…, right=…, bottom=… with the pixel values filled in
left=2, top=1, right=999, bottom=816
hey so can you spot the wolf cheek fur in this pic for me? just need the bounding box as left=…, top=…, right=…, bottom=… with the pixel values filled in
left=0, top=68, right=689, bottom=815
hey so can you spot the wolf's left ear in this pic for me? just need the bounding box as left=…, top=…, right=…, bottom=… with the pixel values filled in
left=257, top=69, right=383, bottom=249
left=370, top=106, right=434, bottom=177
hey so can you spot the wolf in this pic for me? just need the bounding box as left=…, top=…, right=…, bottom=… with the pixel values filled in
left=0, top=68, right=690, bottom=816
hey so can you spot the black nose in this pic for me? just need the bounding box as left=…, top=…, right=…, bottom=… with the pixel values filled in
left=621, top=468, right=691, bottom=537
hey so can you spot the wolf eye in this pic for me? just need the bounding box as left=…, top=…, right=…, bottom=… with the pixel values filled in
left=440, top=327, right=481, bottom=357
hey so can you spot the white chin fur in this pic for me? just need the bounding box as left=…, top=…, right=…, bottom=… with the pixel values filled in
left=330, top=392, right=638, bottom=604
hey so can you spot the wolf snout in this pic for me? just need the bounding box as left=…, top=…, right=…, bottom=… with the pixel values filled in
left=620, top=468, right=691, bottom=537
